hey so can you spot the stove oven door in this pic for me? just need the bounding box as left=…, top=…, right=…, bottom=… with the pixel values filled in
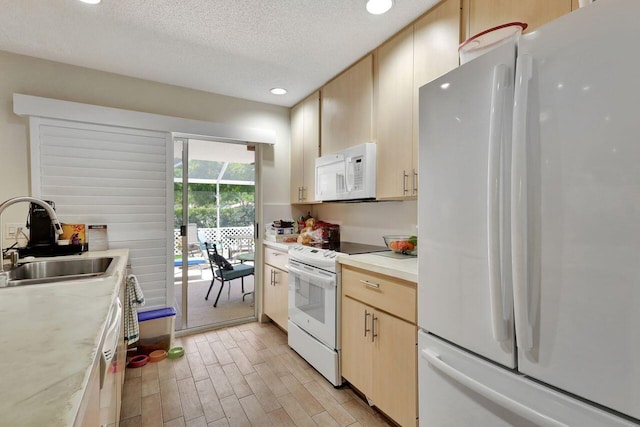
left=287, top=259, right=337, bottom=349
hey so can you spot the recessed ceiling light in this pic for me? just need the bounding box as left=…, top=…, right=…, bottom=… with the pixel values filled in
left=79, top=0, right=101, bottom=4
left=270, top=88, right=287, bottom=95
left=366, top=0, right=393, bottom=15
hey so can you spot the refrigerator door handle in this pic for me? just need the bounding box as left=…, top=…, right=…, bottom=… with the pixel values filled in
left=422, top=349, right=568, bottom=427
left=512, top=54, right=535, bottom=351
left=487, top=63, right=509, bottom=342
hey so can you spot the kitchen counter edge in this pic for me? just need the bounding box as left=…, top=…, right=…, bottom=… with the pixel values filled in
left=338, top=253, right=417, bottom=283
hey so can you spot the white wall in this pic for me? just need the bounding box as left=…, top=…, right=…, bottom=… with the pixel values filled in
left=313, top=200, right=418, bottom=246
left=263, top=201, right=417, bottom=247
left=0, top=50, right=290, bottom=228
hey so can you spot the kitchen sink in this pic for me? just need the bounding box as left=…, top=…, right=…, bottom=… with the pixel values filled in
left=1, top=257, right=117, bottom=287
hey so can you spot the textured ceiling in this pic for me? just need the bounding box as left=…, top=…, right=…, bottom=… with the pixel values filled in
left=0, top=0, right=441, bottom=107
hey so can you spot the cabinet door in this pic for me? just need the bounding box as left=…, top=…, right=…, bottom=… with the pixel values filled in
left=375, top=26, right=415, bottom=199
left=274, top=268, right=289, bottom=331
left=414, top=0, right=461, bottom=177
left=414, top=0, right=461, bottom=89
left=263, top=264, right=289, bottom=331
left=342, top=266, right=416, bottom=324
left=290, top=102, right=304, bottom=202
left=467, top=0, right=572, bottom=36
left=264, top=247, right=288, bottom=270
left=321, top=55, right=373, bottom=154
left=74, top=358, right=100, bottom=427
left=291, top=92, right=320, bottom=203
left=341, top=296, right=373, bottom=396
left=371, top=309, right=417, bottom=427
left=302, top=91, right=320, bottom=202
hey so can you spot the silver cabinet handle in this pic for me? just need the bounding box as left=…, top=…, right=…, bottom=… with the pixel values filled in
left=273, top=269, right=279, bottom=285
left=412, top=169, right=418, bottom=195
left=364, top=309, right=371, bottom=337
left=402, top=170, right=409, bottom=194
left=371, top=314, right=378, bottom=342
left=359, top=279, right=380, bottom=289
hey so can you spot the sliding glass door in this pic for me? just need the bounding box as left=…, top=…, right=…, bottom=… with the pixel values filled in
left=174, top=138, right=257, bottom=331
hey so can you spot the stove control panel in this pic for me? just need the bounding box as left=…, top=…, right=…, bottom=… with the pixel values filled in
left=288, top=244, right=341, bottom=272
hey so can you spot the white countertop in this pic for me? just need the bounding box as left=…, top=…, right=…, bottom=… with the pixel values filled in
left=263, top=241, right=418, bottom=283
left=338, top=252, right=418, bottom=283
left=0, top=249, right=129, bottom=427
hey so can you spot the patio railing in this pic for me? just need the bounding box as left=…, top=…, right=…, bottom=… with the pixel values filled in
left=173, top=226, right=254, bottom=258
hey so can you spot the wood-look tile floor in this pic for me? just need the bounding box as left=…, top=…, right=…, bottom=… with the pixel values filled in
left=120, top=321, right=394, bottom=427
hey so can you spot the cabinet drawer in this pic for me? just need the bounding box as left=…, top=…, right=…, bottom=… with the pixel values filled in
left=264, top=247, right=289, bottom=271
left=342, top=266, right=416, bottom=323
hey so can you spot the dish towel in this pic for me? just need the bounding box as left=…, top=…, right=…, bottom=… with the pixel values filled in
left=124, top=274, right=145, bottom=345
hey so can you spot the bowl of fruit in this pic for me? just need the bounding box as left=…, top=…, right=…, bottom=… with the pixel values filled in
left=383, top=235, right=418, bottom=256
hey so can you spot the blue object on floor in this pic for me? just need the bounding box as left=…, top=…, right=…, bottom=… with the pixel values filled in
left=174, top=258, right=206, bottom=267
left=138, top=307, right=176, bottom=322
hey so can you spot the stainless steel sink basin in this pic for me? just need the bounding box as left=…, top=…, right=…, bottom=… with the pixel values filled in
left=2, top=257, right=116, bottom=287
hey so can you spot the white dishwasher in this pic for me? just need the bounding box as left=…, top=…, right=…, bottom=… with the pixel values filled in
left=99, top=297, right=122, bottom=426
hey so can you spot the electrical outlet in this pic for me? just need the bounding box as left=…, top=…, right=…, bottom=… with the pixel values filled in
left=5, top=223, right=24, bottom=239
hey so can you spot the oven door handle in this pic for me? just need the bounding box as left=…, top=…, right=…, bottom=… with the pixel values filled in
left=286, top=264, right=335, bottom=288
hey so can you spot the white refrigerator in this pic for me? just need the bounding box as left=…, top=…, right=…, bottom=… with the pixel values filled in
left=417, top=0, right=640, bottom=425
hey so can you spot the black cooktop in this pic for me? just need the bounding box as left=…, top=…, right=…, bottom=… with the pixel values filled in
left=310, top=241, right=388, bottom=255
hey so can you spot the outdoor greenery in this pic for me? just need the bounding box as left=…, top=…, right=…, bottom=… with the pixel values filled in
left=173, top=159, right=255, bottom=228
left=174, top=183, right=255, bottom=228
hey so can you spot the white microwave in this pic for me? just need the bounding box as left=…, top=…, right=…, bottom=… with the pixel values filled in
left=315, top=142, right=376, bottom=202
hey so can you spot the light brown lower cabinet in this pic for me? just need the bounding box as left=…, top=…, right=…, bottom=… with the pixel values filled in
left=341, top=266, right=417, bottom=427
left=263, top=246, right=289, bottom=331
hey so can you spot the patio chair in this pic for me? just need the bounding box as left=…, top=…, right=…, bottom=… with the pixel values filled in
left=204, top=241, right=254, bottom=307
left=174, top=227, right=209, bottom=278
left=187, top=223, right=202, bottom=257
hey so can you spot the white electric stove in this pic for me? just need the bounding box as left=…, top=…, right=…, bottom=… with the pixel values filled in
left=287, top=242, right=387, bottom=386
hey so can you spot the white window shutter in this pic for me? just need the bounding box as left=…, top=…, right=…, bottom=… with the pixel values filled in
left=30, top=118, right=173, bottom=310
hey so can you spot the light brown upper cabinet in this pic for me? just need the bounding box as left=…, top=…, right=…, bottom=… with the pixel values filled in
left=414, top=0, right=462, bottom=90
left=413, top=0, right=462, bottom=194
left=464, top=0, right=573, bottom=37
left=290, top=91, right=320, bottom=203
left=375, top=26, right=415, bottom=199
left=321, top=55, right=373, bottom=155
left=375, top=0, right=461, bottom=200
